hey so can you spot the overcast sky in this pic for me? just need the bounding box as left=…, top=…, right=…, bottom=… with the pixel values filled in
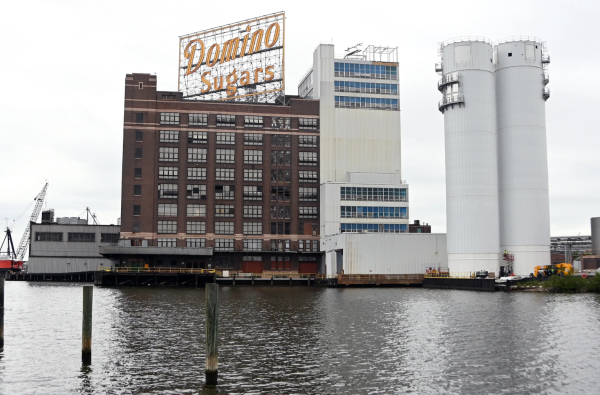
left=1, top=0, right=598, bottom=245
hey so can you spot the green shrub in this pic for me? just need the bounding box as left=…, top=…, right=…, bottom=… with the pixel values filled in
left=543, top=275, right=588, bottom=292
left=586, top=275, right=600, bottom=292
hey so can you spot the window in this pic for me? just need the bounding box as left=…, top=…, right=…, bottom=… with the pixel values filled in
left=188, top=148, right=207, bottom=163
left=158, top=184, right=178, bottom=199
left=215, top=185, right=234, bottom=200
left=189, top=113, right=208, bottom=126
left=244, top=205, right=262, bottom=218
left=158, top=221, right=177, bottom=234
left=132, top=222, right=140, bottom=233
left=340, top=223, right=408, bottom=233
left=160, top=112, right=179, bottom=124
left=216, top=114, right=236, bottom=127
left=334, top=96, right=399, bottom=110
left=159, top=167, right=178, bottom=179
left=334, top=62, right=398, bottom=80
left=299, top=206, right=318, bottom=218
left=158, top=203, right=177, bottom=216
left=187, top=167, right=206, bottom=180
left=299, top=118, right=318, bottom=130
left=35, top=232, right=63, bottom=242
left=186, top=221, right=206, bottom=234
left=272, top=134, right=291, bottom=147
left=299, top=170, right=317, bottom=183
left=216, top=149, right=235, bottom=163
left=243, top=222, right=262, bottom=235
left=187, top=185, right=207, bottom=199
left=134, top=168, right=142, bottom=178
left=299, top=135, right=318, bottom=147
left=299, top=152, right=318, bottom=165
left=271, top=205, right=291, bottom=219
left=271, top=169, right=291, bottom=183
left=244, top=133, right=263, bottom=145
left=101, top=233, right=119, bottom=243
left=270, top=186, right=290, bottom=201
left=299, top=187, right=318, bottom=201
left=187, top=204, right=206, bottom=217
left=135, top=131, right=143, bottom=142
left=271, top=150, right=291, bottom=166
left=68, top=233, right=95, bottom=242
left=215, top=222, right=234, bottom=235
left=340, top=206, right=408, bottom=219
left=243, top=185, right=263, bottom=200
left=244, top=116, right=263, bottom=128
left=270, top=222, right=291, bottom=235
left=270, top=239, right=290, bottom=251
left=299, top=240, right=319, bottom=252
left=188, top=131, right=207, bottom=144
left=298, top=222, right=318, bottom=236
left=244, top=150, right=262, bottom=164
left=133, top=205, right=141, bottom=216
left=135, top=113, right=144, bottom=123
left=186, top=238, right=206, bottom=248
left=216, top=132, right=235, bottom=145
left=159, top=147, right=179, bottom=162
left=215, top=205, right=234, bottom=217
left=135, top=147, right=143, bottom=159
left=157, top=238, right=177, bottom=247
left=340, top=187, right=408, bottom=202
left=334, top=81, right=399, bottom=95
left=271, top=117, right=290, bottom=129
left=215, top=239, right=234, bottom=251
left=244, top=169, right=262, bottom=181
left=159, top=130, right=179, bottom=142
left=243, top=240, right=262, bottom=251
left=216, top=168, right=235, bottom=181
left=162, top=94, right=176, bottom=100
left=134, top=185, right=141, bottom=196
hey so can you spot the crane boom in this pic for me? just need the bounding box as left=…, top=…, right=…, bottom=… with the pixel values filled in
left=16, top=182, right=48, bottom=260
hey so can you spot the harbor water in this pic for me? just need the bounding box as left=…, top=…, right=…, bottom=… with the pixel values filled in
left=1, top=282, right=600, bottom=394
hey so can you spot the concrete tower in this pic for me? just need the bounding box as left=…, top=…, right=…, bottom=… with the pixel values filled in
left=495, top=38, right=551, bottom=275
left=437, top=39, right=501, bottom=274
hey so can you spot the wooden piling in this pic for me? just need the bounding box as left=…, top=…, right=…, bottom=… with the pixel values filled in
left=205, top=283, right=219, bottom=385
left=0, top=277, right=4, bottom=349
left=82, top=286, right=93, bottom=364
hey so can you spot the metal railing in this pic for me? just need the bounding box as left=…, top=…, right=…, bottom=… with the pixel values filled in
left=339, top=274, right=424, bottom=280
left=442, top=36, right=492, bottom=47
left=425, top=272, right=491, bottom=279
left=107, top=267, right=218, bottom=274
left=437, top=72, right=459, bottom=91
left=438, top=94, right=465, bottom=112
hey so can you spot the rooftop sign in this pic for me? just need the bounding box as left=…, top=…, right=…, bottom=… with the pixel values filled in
left=178, top=12, right=285, bottom=103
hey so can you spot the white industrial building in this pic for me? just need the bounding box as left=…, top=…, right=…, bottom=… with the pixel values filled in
left=27, top=217, right=120, bottom=273
left=437, top=37, right=551, bottom=276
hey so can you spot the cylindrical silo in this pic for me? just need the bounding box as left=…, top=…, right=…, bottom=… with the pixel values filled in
left=495, top=38, right=551, bottom=275
left=438, top=39, right=500, bottom=275
left=592, top=217, right=600, bottom=255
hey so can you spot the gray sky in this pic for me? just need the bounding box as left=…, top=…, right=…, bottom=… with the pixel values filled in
left=1, top=0, right=598, bottom=246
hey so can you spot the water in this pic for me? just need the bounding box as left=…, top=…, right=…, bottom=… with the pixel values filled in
left=1, top=283, right=600, bottom=394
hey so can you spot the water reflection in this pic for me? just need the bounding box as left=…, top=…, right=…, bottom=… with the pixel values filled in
left=2, top=283, right=600, bottom=394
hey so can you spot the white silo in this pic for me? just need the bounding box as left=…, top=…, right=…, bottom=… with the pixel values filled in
left=437, top=38, right=500, bottom=275
left=494, top=38, right=551, bottom=275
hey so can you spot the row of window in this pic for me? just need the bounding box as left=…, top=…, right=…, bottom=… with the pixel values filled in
left=147, top=113, right=318, bottom=129
left=151, top=148, right=317, bottom=165
left=340, top=206, right=408, bottom=219
left=156, top=185, right=317, bottom=201
left=34, top=232, right=119, bottom=243
left=341, top=187, right=408, bottom=202
left=156, top=168, right=319, bottom=182
left=153, top=238, right=319, bottom=253
left=334, top=63, right=398, bottom=80
left=149, top=131, right=318, bottom=147
left=334, top=96, right=399, bottom=110
left=334, top=81, right=398, bottom=95
left=340, top=223, right=408, bottom=233
left=156, top=220, right=318, bottom=235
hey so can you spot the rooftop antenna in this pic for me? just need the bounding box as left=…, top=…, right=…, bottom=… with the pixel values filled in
left=85, top=207, right=100, bottom=225
left=344, top=43, right=363, bottom=58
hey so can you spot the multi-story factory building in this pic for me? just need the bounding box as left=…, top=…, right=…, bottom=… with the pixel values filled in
left=106, top=73, right=321, bottom=273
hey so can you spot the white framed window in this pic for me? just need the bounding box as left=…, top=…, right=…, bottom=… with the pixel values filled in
left=244, top=133, right=263, bottom=145
left=187, top=167, right=206, bottom=180
left=159, top=166, right=178, bottom=179
left=299, top=151, right=317, bottom=165
left=187, top=204, right=206, bottom=217
left=160, top=112, right=179, bottom=125
left=186, top=221, right=206, bottom=234
left=216, top=132, right=236, bottom=145
left=215, top=185, right=234, bottom=200
left=244, top=205, right=262, bottom=218
left=216, top=149, right=235, bottom=163
left=299, top=170, right=317, bottom=183
left=189, top=113, right=207, bottom=126
left=216, top=114, right=236, bottom=127
left=299, top=135, right=318, bottom=147
left=186, top=238, right=206, bottom=248
left=299, top=187, right=318, bottom=201
left=244, top=149, right=263, bottom=164
left=215, top=222, right=234, bottom=235
left=244, top=116, right=263, bottom=128
left=158, top=184, right=178, bottom=199
left=188, top=148, right=207, bottom=163
left=272, top=134, right=291, bottom=147
left=271, top=117, right=290, bottom=129
left=243, top=239, right=262, bottom=251
left=187, top=185, right=207, bottom=199
left=159, top=130, right=179, bottom=142
left=188, top=131, right=207, bottom=144
left=157, top=238, right=177, bottom=247
left=159, top=147, right=178, bottom=162
left=158, top=203, right=177, bottom=216
left=216, top=168, right=235, bottom=181
left=244, top=169, right=262, bottom=181
left=299, top=206, right=318, bottom=218
left=214, top=238, right=234, bottom=251
left=157, top=221, right=177, bottom=234
left=243, top=222, right=263, bottom=235
left=299, top=118, right=318, bottom=130
left=243, top=185, right=263, bottom=200
left=215, top=205, right=234, bottom=217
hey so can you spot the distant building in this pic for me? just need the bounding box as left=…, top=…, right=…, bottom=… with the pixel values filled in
left=27, top=215, right=120, bottom=273
left=409, top=220, right=431, bottom=234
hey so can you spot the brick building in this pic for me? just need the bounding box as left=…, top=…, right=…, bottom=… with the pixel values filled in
left=102, top=73, right=321, bottom=273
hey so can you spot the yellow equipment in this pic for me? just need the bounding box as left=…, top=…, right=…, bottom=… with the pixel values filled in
left=534, top=263, right=573, bottom=277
